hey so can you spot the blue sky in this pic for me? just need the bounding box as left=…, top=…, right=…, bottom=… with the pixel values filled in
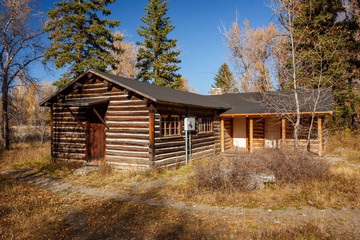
left=35, top=0, right=274, bottom=94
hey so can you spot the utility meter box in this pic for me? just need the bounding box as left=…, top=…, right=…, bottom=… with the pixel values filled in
left=184, top=117, right=195, bottom=131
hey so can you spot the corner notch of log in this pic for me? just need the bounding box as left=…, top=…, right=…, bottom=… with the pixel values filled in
left=103, top=80, right=113, bottom=90
left=57, top=94, right=65, bottom=102
left=73, top=82, right=83, bottom=90
left=124, top=89, right=133, bottom=99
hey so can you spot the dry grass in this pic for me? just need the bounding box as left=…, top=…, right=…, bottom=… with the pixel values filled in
left=0, top=141, right=51, bottom=169
left=0, top=141, right=355, bottom=239
left=0, top=174, right=71, bottom=239
left=164, top=152, right=359, bottom=209
left=327, top=130, right=360, bottom=163
left=193, top=149, right=330, bottom=192
left=0, top=174, right=341, bottom=239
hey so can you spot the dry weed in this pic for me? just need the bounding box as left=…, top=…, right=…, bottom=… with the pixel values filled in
left=0, top=141, right=51, bottom=170
left=192, top=149, right=330, bottom=192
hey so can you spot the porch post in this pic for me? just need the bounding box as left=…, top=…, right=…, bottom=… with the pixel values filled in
left=318, top=116, right=323, bottom=156
left=221, top=117, right=225, bottom=152
left=282, top=118, right=286, bottom=148
left=249, top=117, right=253, bottom=153
left=50, top=104, right=54, bottom=163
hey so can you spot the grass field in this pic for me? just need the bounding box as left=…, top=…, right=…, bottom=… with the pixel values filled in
left=0, top=133, right=359, bottom=239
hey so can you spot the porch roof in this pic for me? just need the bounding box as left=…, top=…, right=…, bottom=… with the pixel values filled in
left=208, top=88, right=333, bottom=116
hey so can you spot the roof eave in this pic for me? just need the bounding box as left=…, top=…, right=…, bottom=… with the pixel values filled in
left=220, top=111, right=333, bottom=117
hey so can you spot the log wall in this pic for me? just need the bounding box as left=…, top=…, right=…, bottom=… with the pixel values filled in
left=52, top=77, right=150, bottom=169
left=246, top=118, right=265, bottom=149
left=223, top=118, right=233, bottom=151
left=153, top=104, right=220, bottom=168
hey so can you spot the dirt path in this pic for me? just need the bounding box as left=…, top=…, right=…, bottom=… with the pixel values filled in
left=1, top=168, right=360, bottom=239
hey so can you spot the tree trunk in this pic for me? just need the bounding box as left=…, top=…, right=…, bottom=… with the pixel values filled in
left=2, top=79, right=10, bottom=149
left=290, top=18, right=300, bottom=149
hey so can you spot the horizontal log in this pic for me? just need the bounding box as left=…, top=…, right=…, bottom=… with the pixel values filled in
left=53, top=138, right=85, bottom=144
left=106, top=161, right=149, bottom=170
left=154, top=155, right=186, bottom=166
left=106, top=117, right=149, bottom=122
left=105, top=155, right=149, bottom=163
left=55, top=148, right=85, bottom=154
left=107, top=128, right=149, bottom=134
left=106, top=134, right=149, bottom=140
left=54, top=158, right=87, bottom=165
left=53, top=141, right=86, bottom=147
left=66, top=92, right=124, bottom=98
left=106, top=144, right=148, bottom=152
left=107, top=122, right=149, bottom=128
left=53, top=152, right=85, bottom=159
left=156, top=150, right=186, bottom=161
left=53, top=134, right=85, bottom=139
left=106, top=111, right=148, bottom=117
left=106, top=149, right=149, bottom=158
left=155, top=145, right=185, bottom=154
left=54, top=111, right=86, bottom=115
left=106, top=139, right=149, bottom=146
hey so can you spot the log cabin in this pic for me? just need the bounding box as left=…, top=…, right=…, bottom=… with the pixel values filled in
left=40, top=70, right=333, bottom=169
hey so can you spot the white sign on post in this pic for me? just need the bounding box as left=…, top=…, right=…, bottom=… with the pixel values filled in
left=184, top=117, right=195, bottom=131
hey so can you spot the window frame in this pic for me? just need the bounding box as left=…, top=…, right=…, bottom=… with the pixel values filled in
left=198, top=117, right=213, bottom=133
left=160, top=114, right=181, bottom=137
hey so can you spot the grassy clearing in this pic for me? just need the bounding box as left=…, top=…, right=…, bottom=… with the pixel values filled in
left=165, top=160, right=359, bottom=210
left=2, top=141, right=359, bottom=210
left=0, top=141, right=357, bottom=238
left=0, top=174, right=340, bottom=239
left=327, top=130, right=360, bottom=163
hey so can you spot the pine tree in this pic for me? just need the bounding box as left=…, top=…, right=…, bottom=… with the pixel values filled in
left=44, top=0, right=122, bottom=88
left=288, top=0, right=359, bottom=128
left=212, top=63, right=238, bottom=93
left=136, top=0, right=181, bottom=88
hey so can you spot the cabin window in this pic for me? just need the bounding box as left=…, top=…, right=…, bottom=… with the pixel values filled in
left=161, top=115, right=180, bottom=136
left=198, top=118, right=213, bottom=133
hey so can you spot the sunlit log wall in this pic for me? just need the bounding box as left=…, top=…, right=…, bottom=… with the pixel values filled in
left=52, top=77, right=150, bottom=169
left=223, top=118, right=233, bottom=151
left=51, top=76, right=222, bottom=169
left=152, top=103, right=221, bottom=168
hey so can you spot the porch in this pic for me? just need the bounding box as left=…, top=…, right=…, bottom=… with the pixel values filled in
left=220, top=114, right=326, bottom=156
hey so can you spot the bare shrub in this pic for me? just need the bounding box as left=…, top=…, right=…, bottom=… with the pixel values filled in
left=193, top=149, right=330, bottom=192
left=257, top=149, right=330, bottom=184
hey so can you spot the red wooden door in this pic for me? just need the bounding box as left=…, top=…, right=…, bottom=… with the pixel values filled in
left=87, top=106, right=106, bottom=161
left=88, top=121, right=105, bottom=161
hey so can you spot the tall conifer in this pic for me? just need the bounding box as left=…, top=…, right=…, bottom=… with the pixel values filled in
left=44, top=0, right=122, bottom=88
left=212, top=63, right=238, bottom=93
left=136, top=0, right=181, bottom=88
left=288, top=0, right=359, bottom=127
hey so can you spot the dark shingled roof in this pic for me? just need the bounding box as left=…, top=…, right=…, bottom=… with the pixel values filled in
left=93, top=70, right=229, bottom=109
left=207, top=88, right=333, bottom=115
left=41, top=70, right=333, bottom=115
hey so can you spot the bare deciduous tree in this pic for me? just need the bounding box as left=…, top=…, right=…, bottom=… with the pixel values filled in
left=0, top=0, right=45, bottom=149
left=111, top=31, right=139, bottom=79
left=221, top=18, right=279, bottom=92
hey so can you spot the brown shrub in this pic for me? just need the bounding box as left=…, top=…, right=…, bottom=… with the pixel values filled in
left=193, top=149, right=330, bottom=192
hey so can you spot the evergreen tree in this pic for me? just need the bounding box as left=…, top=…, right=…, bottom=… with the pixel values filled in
left=287, top=0, right=360, bottom=128
left=136, top=0, right=181, bottom=88
left=212, top=63, right=238, bottom=93
left=44, top=0, right=122, bottom=88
